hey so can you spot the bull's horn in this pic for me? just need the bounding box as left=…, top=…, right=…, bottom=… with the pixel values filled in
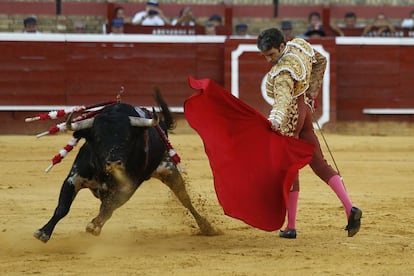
left=129, top=114, right=159, bottom=127
left=66, top=113, right=95, bottom=131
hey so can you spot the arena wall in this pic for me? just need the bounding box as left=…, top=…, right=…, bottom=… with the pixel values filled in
left=1, top=34, right=414, bottom=134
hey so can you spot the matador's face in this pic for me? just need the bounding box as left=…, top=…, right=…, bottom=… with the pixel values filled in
left=260, top=44, right=285, bottom=65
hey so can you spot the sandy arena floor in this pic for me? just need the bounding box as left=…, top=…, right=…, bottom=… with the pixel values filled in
left=0, top=121, right=413, bottom=275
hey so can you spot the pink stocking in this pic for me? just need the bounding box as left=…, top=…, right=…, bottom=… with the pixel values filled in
left=328, top=175, right=353, bottom=217
left=286, top=191, right=299, bottom=230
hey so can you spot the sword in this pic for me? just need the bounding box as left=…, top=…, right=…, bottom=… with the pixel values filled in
left=314, top=119, right=346, bottom=187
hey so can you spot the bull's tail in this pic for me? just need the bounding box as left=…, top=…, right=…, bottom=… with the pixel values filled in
left=154, top=88, right=175, bottom=131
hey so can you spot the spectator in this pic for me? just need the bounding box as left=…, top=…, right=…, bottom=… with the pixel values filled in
left=204, top=14, right=223, bottom=35
left=73, top=20, right=86, bottom=33
left=401, top=10, right=414, bottom=29
left=304, top=11, right=326, bottom=38
left=171, top=6, right=197, bottom=26
left=110, top=18, right=124, bottom=34
left=23, top=16, right=39, bottom=33
left=342, top=11, right=358, bottom=28
left=234, top=23, right=249, bottom=37
left=131, top=0, right=170, bottom=26
left=330, top=11, right=367, bottom=36
left=362, top=12, right=395, bottom=36
left=114, top=6, right=132, bottom=24
left=281, top=20, right=294, bottom=41
left=204, top=21, right=216, bottom=35
left=114, top=6, right=125, bottom=20
left=208, top=14, right=223, bottom=27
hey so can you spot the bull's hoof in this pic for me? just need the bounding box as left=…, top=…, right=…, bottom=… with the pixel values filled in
left=33, top=229, right=50, bottom=243
left=85, top=222, right=101, bottom=236
left=197, top=217, right=223, bottom=236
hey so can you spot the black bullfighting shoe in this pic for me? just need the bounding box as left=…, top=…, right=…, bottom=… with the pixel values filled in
left=279, top=229, right=297, bottom=239
left=345, top=206, right=362, bottom=237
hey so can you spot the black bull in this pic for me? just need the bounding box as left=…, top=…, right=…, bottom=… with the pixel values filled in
left=34, top=94, right=217, bottom=243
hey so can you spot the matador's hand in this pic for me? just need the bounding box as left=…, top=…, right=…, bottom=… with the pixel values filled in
left=268, top=118, right=280, bottom=132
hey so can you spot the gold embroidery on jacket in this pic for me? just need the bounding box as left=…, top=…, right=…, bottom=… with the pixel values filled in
left=266, top=38, right=326, bottom=136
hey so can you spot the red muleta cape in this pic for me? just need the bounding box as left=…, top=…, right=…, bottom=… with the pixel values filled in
left=184, top=77, right=314, bottom=231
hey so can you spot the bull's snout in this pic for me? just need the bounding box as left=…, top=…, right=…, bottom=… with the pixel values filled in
left=104, top=160, right=133, bottom=191
left=105, top=160, right=125, bottom=174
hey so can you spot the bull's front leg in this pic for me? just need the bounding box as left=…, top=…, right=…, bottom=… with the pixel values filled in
left=152, top=157, right=221, bottom=236
left=85, top=183, right=136, bottom=236
left=33, top=174, right=80, bottom=243
left=85, top=193, right=114, bottom=236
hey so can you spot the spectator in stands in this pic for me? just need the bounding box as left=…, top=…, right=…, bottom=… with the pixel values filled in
left=23, top=16, right=39, bottom=33
left=114, top=6, right=132, bottom=24
left=208, top=14, right=223, bottom=27
left=362, top=12, right=395, bottom=36
left=281, top=20, right=294, bottom=41
left=115, top=6, right=125, bottom=21
left=131, top=0, right=170, bottom=26
left=342, top=11, right=358, bottom=28
left=401, top=10, right=414, bottom=29
left=303, top=11, right=326, bottom=38
left=330, top=11, right=366, bottom=36
left=204, top=21, right=216, bottom=35
left=110, top=18, right=124, bottom=34
left=171, top=6, right=197, bottom=26
left=204, top=14, right=223, bottom=35
left=234, top=23, right=249, bottom=37
left=73, top=20, right=86, bottom=33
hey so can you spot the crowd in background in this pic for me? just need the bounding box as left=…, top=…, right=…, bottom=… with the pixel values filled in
left=19, top=0, right=414, bottom=38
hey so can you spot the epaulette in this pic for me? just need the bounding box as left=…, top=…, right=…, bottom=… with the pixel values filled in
left=268, top=53, right=306, bottom=82
left=287, top=38, right=315, bottom=57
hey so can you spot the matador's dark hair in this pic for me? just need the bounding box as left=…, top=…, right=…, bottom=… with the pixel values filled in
left=257, top=28, right=285, bottom=52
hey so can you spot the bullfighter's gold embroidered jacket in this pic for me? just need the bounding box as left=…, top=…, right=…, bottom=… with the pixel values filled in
left=265, top=38, right=327, bottom=136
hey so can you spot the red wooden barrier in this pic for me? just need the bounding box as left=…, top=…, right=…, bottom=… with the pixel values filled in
left=0, top=33, right=225, bottom=133
left=1, top=34, right=414, bottom=134
left=336, top=37, right=414, bottom=122
left=0, top=34, right=225, bottom=108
